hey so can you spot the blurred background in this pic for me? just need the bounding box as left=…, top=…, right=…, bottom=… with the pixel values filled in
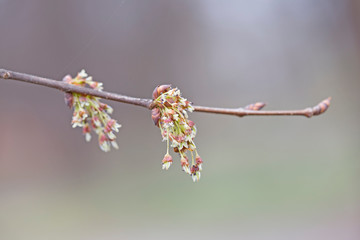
left=0, top=0, right=359, bottom=239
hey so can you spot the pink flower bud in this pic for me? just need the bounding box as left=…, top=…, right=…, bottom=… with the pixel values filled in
left=190, top=165, right=199, bottom=174
left=187, top=120, right=195, bottom=127
left=62, top=75, right=72, bottom=83
left=90, top=82, right=98, bottom=89
left=180, top=156, right=189, bottom=167
left=92, top=116, right=101, bottom=127
left=104, top=119, right=115, bottom=133
left=99, top=133, right=107, bottom=145
left=82, top=124, right=91, bottom=134
left=195, top=155, right=203, bottom=165
left=162, top=154, right=173, bottom=170
left=162, top=154, right=172, bottom=163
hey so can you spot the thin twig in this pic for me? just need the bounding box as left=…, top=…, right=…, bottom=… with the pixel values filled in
left=0, top=68, right=331, bottom=118
left=194, top=98, right=331, bottom=118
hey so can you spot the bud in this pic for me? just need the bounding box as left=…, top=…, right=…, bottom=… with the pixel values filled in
left=244, top=102, right=266, bottom=111
left=151, top=108, right=161, bottom=126
left=64, top=92, right=74, bottom=108
left=195, top=155, right=203, bottom=165
left=152, top=84, right=171, bottom=99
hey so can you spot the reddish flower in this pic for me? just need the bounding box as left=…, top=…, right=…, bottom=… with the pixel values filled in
left=152, top=85, right=202, bottom=181
left=64, top=70, right=120, bottom=152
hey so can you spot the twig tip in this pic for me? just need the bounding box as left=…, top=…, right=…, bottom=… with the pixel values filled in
left=312, top=97, right=331, bottom=116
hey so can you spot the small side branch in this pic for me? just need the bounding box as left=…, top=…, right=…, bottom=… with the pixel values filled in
left=0, top=68, right=331, bottom=118
left=194, top=97, right=331, bottom=118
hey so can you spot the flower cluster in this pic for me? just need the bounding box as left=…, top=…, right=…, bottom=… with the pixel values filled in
left=63, top=70, right=121, bottom=152
left=152, top=85, right=203, bottom=182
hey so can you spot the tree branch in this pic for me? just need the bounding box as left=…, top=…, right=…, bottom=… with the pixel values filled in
left=0, top=68, right=331, bottom=118
left=0, top=69, right=152, bottom=108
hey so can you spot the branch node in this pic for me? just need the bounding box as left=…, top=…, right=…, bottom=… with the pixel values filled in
left=2, top=71, right=11, bottom=79
left=304, top=108, right=314, bottom=118
left=236, top=108, right=246, bottom=117
left=148, top=101, right=156, bottom=110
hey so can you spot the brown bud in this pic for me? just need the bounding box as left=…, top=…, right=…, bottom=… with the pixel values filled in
left=64, top=92, right=74, bottom=108
left=312, top=97, right=331, bottom=116
left=152, top=84, right=171, bottom=99
left=244, top=102, right=266, bottom=111
left=151, top=108, right=161, bottom=126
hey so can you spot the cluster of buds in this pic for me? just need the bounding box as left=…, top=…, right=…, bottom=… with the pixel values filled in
left=63, top=70, right=121, bottom=152
left=152, top=85, right=203, bottom=182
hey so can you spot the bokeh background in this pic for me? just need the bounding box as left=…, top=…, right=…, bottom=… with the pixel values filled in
left=0, top=1, right=359, bottom=239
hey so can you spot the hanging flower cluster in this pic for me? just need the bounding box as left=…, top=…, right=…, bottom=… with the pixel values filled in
left=63, top=70, right=121, bottom=152
left=151, top=85, right=203, bottom=182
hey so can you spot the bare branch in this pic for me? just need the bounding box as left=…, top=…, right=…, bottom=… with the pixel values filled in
left=0, top=68, right=331, bottom=118
left=194, top=97, right=331, bottom=118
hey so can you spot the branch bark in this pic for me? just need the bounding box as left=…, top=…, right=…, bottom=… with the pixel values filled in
left=0, top=68, right=331, bottom=118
